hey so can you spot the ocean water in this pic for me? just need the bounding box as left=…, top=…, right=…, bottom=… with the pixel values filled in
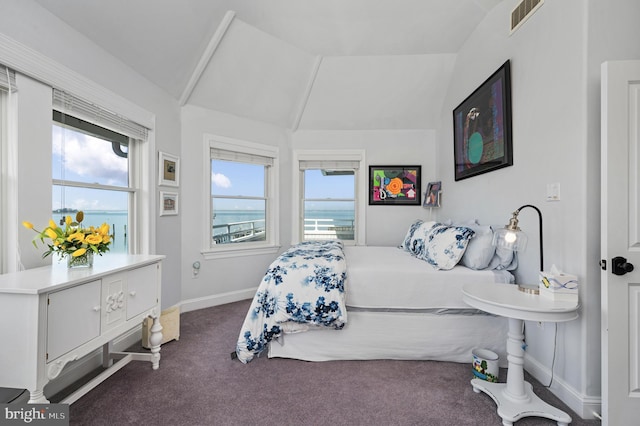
left=52, top=210, right=128, bottom=254
left=213, top=210, right=354, bottom=225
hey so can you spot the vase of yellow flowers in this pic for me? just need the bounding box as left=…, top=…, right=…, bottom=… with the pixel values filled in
left=22, top=211, right=112, bottom=268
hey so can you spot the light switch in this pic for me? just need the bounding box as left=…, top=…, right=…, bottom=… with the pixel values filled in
left=546, top=183, right=560, bottom=201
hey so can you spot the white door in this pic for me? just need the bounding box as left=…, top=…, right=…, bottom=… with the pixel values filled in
left=601, top=59, right=640, bottom=425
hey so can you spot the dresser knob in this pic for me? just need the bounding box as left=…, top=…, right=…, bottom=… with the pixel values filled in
left=93, top=306, right=100, bottom=312
left=129, top=291, right=137, bottom=297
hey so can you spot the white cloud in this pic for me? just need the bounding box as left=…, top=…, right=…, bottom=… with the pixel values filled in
left=212, top=172, right=232, bottom=188
left=53, top=126, right=128, bottom=186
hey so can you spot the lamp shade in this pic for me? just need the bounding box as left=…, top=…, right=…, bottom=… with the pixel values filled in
left=492, top=226, right=528, bottom=251
left=493, top=204, right=543, bottom=272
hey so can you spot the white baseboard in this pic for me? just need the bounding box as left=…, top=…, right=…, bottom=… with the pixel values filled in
left=524, top=353, right=602, bottom=420
left=179, top=287, right=256, bottom=313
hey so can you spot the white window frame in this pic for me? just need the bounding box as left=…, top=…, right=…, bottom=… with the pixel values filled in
left=202, top=134, right=279, bottom=259
left=0, top=36, right=156, bottom=257
left=292, top=149, right=366, bottom=245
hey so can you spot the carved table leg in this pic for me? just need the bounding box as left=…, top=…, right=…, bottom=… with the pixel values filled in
left=148, top=315, right=163, bottom=370
left=28, top=389, right=49, bottom=404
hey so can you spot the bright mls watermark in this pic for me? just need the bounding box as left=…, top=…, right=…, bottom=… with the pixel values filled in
left=1, top=404, right=68, bottom=425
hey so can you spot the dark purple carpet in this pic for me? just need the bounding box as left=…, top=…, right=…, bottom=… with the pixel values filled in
left=64, top=300, right=599, bottom=425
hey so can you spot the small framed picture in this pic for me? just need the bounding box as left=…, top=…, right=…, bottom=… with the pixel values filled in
left=423, top=181, right=442, bottom=208
left=159, top=151, right=180, bottom=187
left=160, top=191, right=179, bottom=216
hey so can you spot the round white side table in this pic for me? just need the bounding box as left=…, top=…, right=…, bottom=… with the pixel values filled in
left=462, top=283, right=579, bottom=426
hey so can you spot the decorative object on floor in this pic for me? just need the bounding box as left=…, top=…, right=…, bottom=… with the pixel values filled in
left=472, top=348, right=499, bottom=382
left=22, top=211, right=112, bottom=267
left=453, top=60, right=513, bottom=181
left=369, top=165, right=421, bottom=205
left=423, top=181, right=442, bottom=208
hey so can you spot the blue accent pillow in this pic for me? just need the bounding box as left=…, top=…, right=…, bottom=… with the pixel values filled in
left=420, top=224, right=475, bottom=270
left=399, top=219, right=425, bottom=252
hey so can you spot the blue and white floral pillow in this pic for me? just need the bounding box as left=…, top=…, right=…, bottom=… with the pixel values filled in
left=418, top=223, right=475, bottom=270
left=399, top=219, right=425, bottom=252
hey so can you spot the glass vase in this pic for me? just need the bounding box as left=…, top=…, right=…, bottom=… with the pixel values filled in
left=67, top=250, right=94, bottom=268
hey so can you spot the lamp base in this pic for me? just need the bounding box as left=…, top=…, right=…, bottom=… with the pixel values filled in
left=518, top=284, right=540, bottom=295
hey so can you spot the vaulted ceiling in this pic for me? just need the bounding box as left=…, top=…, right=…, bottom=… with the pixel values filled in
left=31, top=0, right=504, bottom=130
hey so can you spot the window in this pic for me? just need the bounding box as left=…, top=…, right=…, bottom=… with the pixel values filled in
left=294, top=150, right=366, bottom=245
left=302, top=169, right=355, bottom=241
left=52, top=90, right=149, bottom=254
left=206, top=135, right=279, bottom=257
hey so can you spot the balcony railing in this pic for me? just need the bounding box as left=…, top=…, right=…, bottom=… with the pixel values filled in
left=212, top=218, right=354, bottom=244
left=213, top=219, right=266, bottom=244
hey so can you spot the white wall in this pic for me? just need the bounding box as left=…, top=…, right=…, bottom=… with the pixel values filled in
left=435, top=0, right=639, bottom=417
left=293, top=129, right=437, bottom=246
left=0, top=0, right=182, bottom=307
left=180, top=105, right=291, bottom=308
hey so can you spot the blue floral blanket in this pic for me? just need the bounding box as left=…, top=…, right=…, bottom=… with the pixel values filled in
left=236, top=240, right=348, bottom=363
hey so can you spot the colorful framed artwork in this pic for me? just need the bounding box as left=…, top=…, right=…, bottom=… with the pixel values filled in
left=453, top=60, right=513, bottom=181
left=159, top=151, right=180, bottom=187
left=423, top=181, right=442, bottom=208
left=160, top=191, right=179, bottom=216
left=369, top=165, right=421, bottom=205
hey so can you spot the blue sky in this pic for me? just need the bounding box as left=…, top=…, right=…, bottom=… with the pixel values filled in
left=212, top=162, right=354, bottom=210
left=52, top=125, right=355, bottom=213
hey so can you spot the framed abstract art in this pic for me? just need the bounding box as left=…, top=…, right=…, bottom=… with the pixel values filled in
left=369, top=166, right=421, bottom=205
left=453, top=60, right=513, bottom=181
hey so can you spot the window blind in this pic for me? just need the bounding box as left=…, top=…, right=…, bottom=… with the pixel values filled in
left=210, top=148, right=274, bottom=166
left=299, top=159, right=360, bottom=170
left=52, top=89, right=149, bottom=141
left=0, top=65, right=17, bottom=93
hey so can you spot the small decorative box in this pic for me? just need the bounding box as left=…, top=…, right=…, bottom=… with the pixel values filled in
left=539, top=271, right=578, bottom=302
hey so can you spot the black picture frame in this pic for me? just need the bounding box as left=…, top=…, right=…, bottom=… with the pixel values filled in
left=453, top=60, right=513, bottom=181
left=369, top=165, right=421, bottom=205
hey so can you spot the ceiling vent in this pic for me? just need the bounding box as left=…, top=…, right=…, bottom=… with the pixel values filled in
left=510, top=0, right=544, bottom=34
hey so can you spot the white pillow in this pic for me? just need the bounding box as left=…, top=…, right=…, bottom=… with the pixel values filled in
left=420, top=223, right=475, bottom=270
left=460, top=225, right=496, bottom=270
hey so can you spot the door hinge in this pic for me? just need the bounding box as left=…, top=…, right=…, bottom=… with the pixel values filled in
left=600, top=259, right=607, bottom=270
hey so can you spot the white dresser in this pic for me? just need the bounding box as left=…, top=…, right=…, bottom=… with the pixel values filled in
left=0, top=254, right=165, bottom=403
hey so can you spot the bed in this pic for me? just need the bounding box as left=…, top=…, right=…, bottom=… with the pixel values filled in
left=237, top=220, right=516, bottom=366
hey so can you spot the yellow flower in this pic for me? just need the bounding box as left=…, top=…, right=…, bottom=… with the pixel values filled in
left=72, top=247, right=87, bottom=257
left=67, top=232, right=85, bottom=243
left=85, top=234, right=102, bottom=245
left=23, top=211, right=112, bottom=260
left=99, top=223, right=110, bottom=236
